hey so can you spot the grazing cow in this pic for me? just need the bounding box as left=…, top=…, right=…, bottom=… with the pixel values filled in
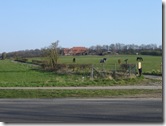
left=136, top=57, right=143, bottom=61
left=124, top=59, right=128, bottom=64
left=100, top=58, right=107, bottom=63
left=103, top=58, right=107, bottom=61
left=73, top=58, right=76, bottom=63
left=100, top=59, right=104, bottom=63
left=118, top=59, right=121, bottom=64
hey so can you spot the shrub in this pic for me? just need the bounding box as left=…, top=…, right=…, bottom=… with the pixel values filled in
left=41, top=63, right=92, bottom=73
left=15, top=58, right=28, bottom=63
left=120, top=64, right=136, bottom=71
left=32, top=60, right=48, bottom=65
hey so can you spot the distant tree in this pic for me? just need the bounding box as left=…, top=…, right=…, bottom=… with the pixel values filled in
left=2, top=52, right=6, bottom=60
left=96, top=45, right=102, bottom=55
left=110, top=44, right=116, bottom=54
left=58, top=47, right=65, bottom=55
left=43, top=40, right=59, bottom=68
left=159, top=45, right=162, bottom=50
left=50, top=41, right=59, bottom=66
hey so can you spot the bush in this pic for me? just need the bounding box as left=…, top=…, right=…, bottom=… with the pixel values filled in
left=15, top=58, right=28, bottom=63
left=143, top=69, right=162, bottom=76
left=41, top=63, right=92, bottom=73
left=120, top=64, right=136, bottom=71
left=32, top=60, right=47, bottom=65
left=140, top=51, right=162, bottom=56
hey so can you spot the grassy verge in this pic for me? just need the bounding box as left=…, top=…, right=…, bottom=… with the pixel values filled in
left=0, top=74, right=157, bottom=87
left=0, top=89, right=162, bottom=98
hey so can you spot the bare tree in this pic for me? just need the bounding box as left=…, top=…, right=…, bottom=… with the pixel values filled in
left=47, top=40, right=59, bottom=68
left=96, top=45, right=102, bottom=55
left=41, top=40, right=59, bottom=68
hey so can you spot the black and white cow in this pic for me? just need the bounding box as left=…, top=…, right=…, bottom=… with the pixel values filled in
left=100, top=58, right=107, bottom=63
left=136, top=57, right=143, bottom=61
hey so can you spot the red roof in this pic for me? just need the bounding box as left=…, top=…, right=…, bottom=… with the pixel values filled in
left=64, top=47, right=88, bottom=55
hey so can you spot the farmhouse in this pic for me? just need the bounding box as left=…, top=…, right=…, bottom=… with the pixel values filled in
left=64, top=47, right=88, bottom=55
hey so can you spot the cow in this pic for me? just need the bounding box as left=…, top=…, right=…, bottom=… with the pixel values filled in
left=136, top=57, right=143, bottom=61
left=73, top=58, right=76, bottom=63
left=124, top=59, right=128, bottom=64
left=100, top=58, right=107, bottom=63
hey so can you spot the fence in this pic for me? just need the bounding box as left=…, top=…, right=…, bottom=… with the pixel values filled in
left=90, top=63, right=137, bottom=79
left=40, top=61, right=137, bottom=79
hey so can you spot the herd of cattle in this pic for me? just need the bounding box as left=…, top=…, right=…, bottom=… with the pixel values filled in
left=100, top=57, right=143, bottom=64
left=73, top=57, right=143, bottom=64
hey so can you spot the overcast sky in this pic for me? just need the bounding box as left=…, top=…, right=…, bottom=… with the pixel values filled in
left=0, top=0, right=162, bottom=52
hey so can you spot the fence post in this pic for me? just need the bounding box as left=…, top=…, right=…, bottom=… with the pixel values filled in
left=102, top=63, right=104, bottom=71
left=114, top=63, right=116, bottom=78
left=135, top=63, right=137, bottom=75
left=91, top=64, right=94, bottom=80
left=160, top=62, right=162, bottom=74
left=129, top=65, right=131, bottom=76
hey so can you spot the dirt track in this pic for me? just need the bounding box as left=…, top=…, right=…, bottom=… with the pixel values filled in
left=144, top=75, right=162, bottom=80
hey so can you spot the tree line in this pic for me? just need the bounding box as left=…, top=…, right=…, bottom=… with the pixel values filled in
left=0, top=43, right=162, bottom=60
left=88, top=43, right=162, bottom=55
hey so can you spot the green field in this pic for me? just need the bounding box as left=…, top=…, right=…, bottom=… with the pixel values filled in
left=0, top=55, right=162, bottom=87
left=31, top=55, right=162, bottom=72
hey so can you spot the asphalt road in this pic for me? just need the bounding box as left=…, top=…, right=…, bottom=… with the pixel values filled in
left=0, top=98, right=163, bottom=123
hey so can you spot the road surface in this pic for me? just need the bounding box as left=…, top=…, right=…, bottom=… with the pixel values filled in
left=0, top=98, right=163, bottom=123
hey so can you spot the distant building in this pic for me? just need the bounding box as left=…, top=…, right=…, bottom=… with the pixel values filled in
left=64, top=47, right=88, bottom=55
left=64, top=48, right=70, bottom=55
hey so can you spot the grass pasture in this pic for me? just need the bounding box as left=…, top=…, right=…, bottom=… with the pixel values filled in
left=0, top=60, right=145, bottom=87
left=63, top=55, right=162, bottom=72
left=30, top=55, right=162, bottom=73
left=0, top=55, right=162, bottom=87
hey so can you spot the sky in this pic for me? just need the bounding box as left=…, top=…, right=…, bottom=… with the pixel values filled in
left=0, top=0, right=162, bottom=52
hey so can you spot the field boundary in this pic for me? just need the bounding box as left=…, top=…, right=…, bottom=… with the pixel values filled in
left=0, top=86, right=162, bottom=90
